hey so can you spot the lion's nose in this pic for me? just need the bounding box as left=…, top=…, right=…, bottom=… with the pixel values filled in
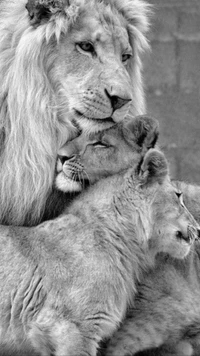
left=105, top=89, right=132, bottom=112
left=175, top=224, right=200, bottom=244
left=57, top=154, right=76, bottom=165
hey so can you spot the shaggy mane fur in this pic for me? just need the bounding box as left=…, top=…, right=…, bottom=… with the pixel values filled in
left=0, top=0, right=151, bottom=226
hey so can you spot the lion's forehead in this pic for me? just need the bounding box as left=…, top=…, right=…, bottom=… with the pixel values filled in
left=152, top=185, right=177, bottom=208
left=75, top=3, right=130, bottom=49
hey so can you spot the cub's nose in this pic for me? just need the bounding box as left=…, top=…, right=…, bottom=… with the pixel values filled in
left=57, top=155, right=76, bottom=165
left=58, top=139, right=80, bottom=163
left=176, top=230, right=190, bottom=243
left=176, top=225, right=200, bottom=243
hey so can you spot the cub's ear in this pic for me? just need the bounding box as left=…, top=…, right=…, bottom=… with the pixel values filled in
left=26, top=0, right=68, bottom=26
left=123, top=115, right=159, bottom=150
left=138, top=149, right=169, bottom=185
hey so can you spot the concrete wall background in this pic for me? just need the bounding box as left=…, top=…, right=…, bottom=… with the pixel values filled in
left=143, top=0, right=200, bottom=183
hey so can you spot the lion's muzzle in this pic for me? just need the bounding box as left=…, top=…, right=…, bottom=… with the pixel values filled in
left=176, top=225, right=200, bottom=244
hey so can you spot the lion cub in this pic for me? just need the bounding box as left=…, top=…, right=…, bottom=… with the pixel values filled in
left=0, top=117, right=199, bottom=356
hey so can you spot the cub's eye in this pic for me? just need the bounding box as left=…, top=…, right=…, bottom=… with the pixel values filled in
left=92, top=141, right=109, bottom=148
left=122, top=53, right=132, bottom=63
left=175, top=191, right=182, bottom=198
left=76, top=41, right=95, bottom=54
left=175, top=191, right=184, bottom=205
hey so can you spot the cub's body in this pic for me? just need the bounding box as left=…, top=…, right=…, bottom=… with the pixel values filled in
left=0, top=117, right=198, bottom=356
left=0, top=171, right=149, bottom=356
left=105, top=182, right=200, bottom=356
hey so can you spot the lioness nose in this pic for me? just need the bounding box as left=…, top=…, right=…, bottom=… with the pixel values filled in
left=105, top=89, right=132, bottom=111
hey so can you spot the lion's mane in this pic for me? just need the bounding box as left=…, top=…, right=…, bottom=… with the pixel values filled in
left=0, top=0, right=151, bottom=226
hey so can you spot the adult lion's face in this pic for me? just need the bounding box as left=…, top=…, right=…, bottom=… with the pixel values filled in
left=26, top=0, right=150, bottom=135
left=56, top=6, right=132, bottom=133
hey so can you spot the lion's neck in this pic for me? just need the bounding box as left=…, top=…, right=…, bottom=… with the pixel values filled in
left=155, top=247, right=200, bottom=287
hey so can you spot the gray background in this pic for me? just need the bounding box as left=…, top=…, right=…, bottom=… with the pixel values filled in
left=144, top=0, right=200, bottom=183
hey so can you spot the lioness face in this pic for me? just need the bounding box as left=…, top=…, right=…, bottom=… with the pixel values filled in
left=54, top=0, right=143, bottom=134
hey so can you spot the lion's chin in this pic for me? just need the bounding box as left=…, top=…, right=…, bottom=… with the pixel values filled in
left=55, top=172, right=82, bottom=193
left=73, top=111, right=116, bottom=135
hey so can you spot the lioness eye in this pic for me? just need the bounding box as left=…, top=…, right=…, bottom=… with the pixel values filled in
left=77, top=41, right=95, bottom=54
left=122, top=53, right=132, bottom=63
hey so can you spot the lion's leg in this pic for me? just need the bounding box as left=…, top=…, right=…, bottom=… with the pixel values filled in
left=104, top=306, right=193, bottom=356
left=104, top=296, right=185, bottom=356
left=129, top=341, right=193, bottom=356
left=29, top=318, right=100, bottom=356
left=104, top=315, right=167, bottom=356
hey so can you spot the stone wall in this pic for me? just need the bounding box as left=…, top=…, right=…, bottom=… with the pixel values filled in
left=144, top=0, right=200, bottom=184
left=145, top=0, right=200, bottom=91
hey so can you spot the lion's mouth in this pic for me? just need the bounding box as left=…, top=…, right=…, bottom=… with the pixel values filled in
left=58, top=170, right=90, bottom=188
left=74, top=110, right=115, bottom=124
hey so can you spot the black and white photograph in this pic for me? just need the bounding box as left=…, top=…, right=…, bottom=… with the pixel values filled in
left=0, top=1, right=199, bottom=355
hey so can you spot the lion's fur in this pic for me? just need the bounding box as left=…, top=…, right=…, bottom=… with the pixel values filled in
left=105, top=182, right=200, bottom=356
left=175, top=181, right=200, bottom=225
left=0, top=0, right=151, bottom=226
left=55, top=115, right=160, bottom=193
left=0, top=122, right=199, bottom=356
left=105, top=244, right=200, bottom=356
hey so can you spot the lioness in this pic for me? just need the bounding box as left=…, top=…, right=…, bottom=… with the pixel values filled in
left=0, top=118, right=199, bottom=356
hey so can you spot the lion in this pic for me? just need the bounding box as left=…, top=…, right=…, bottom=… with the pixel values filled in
left=55, top=115, right=159, bottom=193
left=0, top=117, right=199, bottom=356
left=0, top=0, right=151, bottom=226
left=103, top=183, right=200, bottom=356
left=104, top=242, right=200, bottom=356
left=55, top=118, right=200, bottom=356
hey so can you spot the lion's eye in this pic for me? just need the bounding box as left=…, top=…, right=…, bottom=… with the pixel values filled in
left=175, top=191, right=182, bottom=198
left=76, top=41, right=95, bottom=54
left=92, top=141, right=109, bottom=148
left=175, top=191, right=184, bottom=205
left=122, top=53, right=132, bottom=63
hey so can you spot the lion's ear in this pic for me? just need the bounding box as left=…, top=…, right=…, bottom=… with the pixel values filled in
left=138, top=149, right=169, bottom=185
left=26, top=0, right=69, bottom=26
left=124, top=115, right=159, bottom=150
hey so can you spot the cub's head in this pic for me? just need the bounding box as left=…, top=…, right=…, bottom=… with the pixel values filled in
left=56, top=115, right=159, bottom=192
left=137, top=149, right=200, bottom=259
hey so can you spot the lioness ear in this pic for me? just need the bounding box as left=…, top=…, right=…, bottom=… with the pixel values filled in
left=124, top=115, right=159, bottom=150
left=139, top=149, right=169, bottom=185
left=26, top=0, right=68, bottom=26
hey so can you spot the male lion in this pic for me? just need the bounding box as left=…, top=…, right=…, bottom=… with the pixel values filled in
left=0, top=0, right=150, bottom=226
left=0, top=118, right=199, bottom=356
